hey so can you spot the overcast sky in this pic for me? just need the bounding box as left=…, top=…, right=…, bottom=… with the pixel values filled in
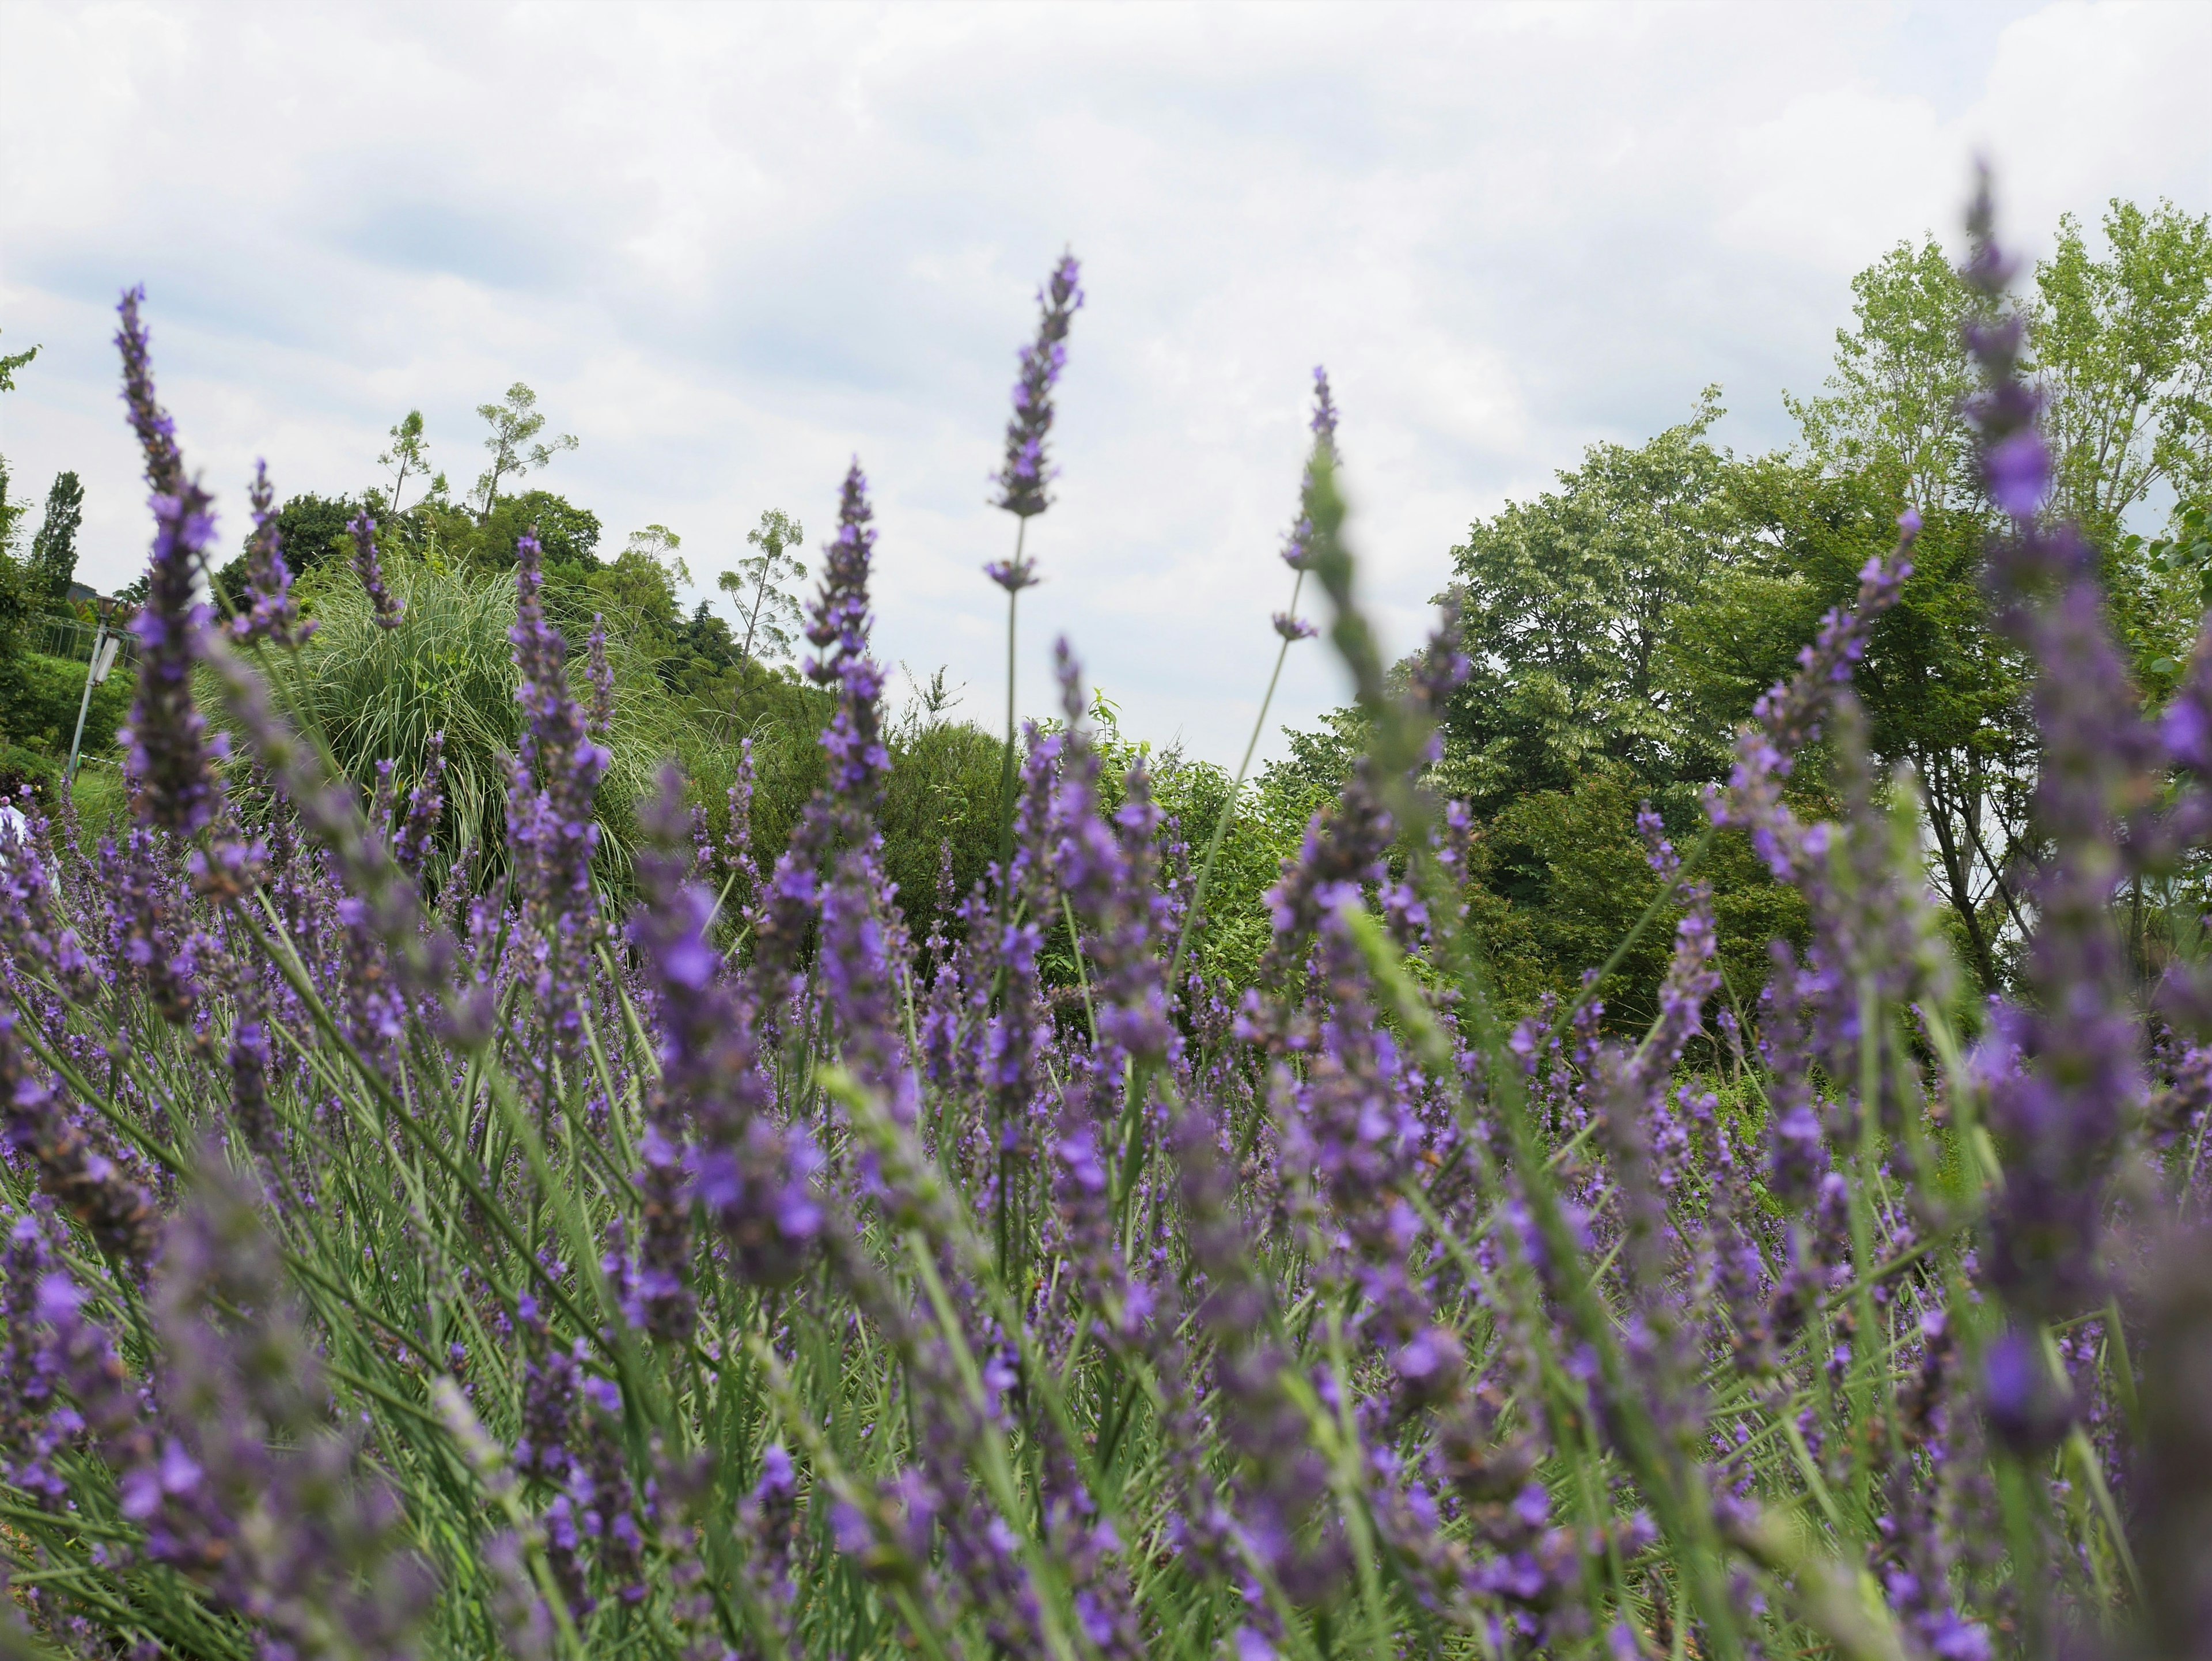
left=3, top=0, right=2209, bottom=765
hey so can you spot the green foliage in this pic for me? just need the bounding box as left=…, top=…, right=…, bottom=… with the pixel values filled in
left=1435, top=391, right=1744, bottom=819
left=411, top=487, right=603, bottom=573
left=877, top=710, right=1008, bottom=941
left=1, top=651, right=134, bottom=762
left=1786, top=236, right=1979, bottom=513
left=0, top=328, right=35, bottom=392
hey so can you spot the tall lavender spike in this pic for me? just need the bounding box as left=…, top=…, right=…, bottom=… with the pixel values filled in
left=507, top=532, right=611, bottom=1033
left=393, top=731, right=447, bottom=876
left=1279, top=368, right=1341, bottom=573
left=1308, top=364, right=1339, bottom=450
left=234, top=461, right=313, bottom=648
left=586, top=615, right=615, bottom=741
left=114, top=287, right=226, bottom=838
left=116, top=283, right=183, bottom=496
left=805, top=461, right=889, bottom=808
left=756, top=463, right=889, bottom=977
left=990, top=251, right=1083, bottom=531
left=1962, top=172, right=2150, bottom=1336
left=346, top=513, right=405, bottom=627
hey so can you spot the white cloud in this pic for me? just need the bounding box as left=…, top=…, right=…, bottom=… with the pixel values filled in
left=1, top=0, right=2206, bottom=763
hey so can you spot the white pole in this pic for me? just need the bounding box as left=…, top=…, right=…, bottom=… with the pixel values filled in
left=63, top=622, right=106, bottom=786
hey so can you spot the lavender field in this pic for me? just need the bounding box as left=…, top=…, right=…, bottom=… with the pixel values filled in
left=0, top=171, right=2207, bottom=1661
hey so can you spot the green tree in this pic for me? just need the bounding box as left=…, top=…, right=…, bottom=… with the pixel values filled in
left=473, top=383, right=577, bottom=518
left=721, top=509, right=808, bottom=665
left=29, top=471, right=84, bottom=604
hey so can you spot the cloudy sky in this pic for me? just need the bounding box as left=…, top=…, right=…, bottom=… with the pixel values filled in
left=3, top=0, right=2208, bottom=765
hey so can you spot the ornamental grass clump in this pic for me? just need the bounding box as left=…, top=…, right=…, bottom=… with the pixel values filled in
left=2, top=179, right=2210, bottom=1661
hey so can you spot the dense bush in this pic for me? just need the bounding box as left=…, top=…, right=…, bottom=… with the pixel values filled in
left=5, top=185, right=2212, bottom=1661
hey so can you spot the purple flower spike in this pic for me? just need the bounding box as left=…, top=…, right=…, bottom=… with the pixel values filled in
left=347, top=513, right=405, bottom=628
left=1310, top=365, right=1339, bottom=448
left=233, top=461, right=312, bottom=649
left=632, top=777, right=821, bottom=1286
left=985, top=558, right=1041, bottom=594
left=114, top=288, right=225, bottom=838
left=991, top=251, right=1083, bottom=521
left=803, top=463, right=890, bottom=809
left=507, top=532, right=611, bottom=1036
left=117, top=285, right=183, bottom=497
left=1961, top=173, right=2152, bottom=1330
left=1279, top=369, right=1341, bottom=572
left=1272, top=612, right=1317, bottom=642
left=586, top=615, right=614, bottom=740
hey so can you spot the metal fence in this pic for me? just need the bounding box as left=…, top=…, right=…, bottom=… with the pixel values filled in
left=35, top=614, right=139, bottom=674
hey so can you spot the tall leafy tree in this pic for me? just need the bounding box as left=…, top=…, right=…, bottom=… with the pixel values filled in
left=2034, top=199, right=2212, bottom=547
left=721, top=509, right=808, bottom=665
left=377, top=410, right=440, bottom=516
left=1435, top=390, right=1744, bottom=816
left=472, top=383, right=577, bottom=518
left=29, top=471, right=84, bottom=603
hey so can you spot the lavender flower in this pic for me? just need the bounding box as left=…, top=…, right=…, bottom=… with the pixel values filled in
left=756, top=463, right=889, bottom=977
left=805, top=463, right=889, bottom=808
left=393, top=730, right=447, bottom=876
left=507, top=532, right=610, bottom=1037
left=0, top=806, right=96, bottom=1003
left=586, top=615, right=614, bottom=740
left=233, top=460, right=313, bottom=648
left=114, top=287, right=225, bottom=838
left=137, top=1155, right=437, bottom=1656
left=1962, top=173, right=2148, bottom=1329
left=346, top=512, right=406, bottom=627
left=990, top=251, right=1084, bottom=524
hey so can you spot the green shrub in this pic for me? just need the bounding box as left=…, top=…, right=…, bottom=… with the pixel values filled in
left=1, top=649, right=134, bottom=760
